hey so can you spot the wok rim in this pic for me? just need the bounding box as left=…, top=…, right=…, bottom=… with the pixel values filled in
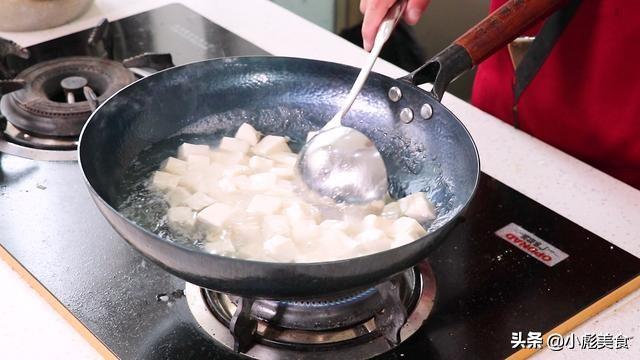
left=78, top=55, right=480, bottom=276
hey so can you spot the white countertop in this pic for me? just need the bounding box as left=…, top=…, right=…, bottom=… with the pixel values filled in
left=1, top=0, right=638, bottom=359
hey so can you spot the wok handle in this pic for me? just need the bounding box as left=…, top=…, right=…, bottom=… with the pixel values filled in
left=400, top=0, right=568, bottom=101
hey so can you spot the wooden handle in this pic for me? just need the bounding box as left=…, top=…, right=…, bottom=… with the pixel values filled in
left=455, top=0, right=568, bottom=65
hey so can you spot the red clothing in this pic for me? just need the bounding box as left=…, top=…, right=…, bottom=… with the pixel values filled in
left=471, top=0, right=640, bottom=189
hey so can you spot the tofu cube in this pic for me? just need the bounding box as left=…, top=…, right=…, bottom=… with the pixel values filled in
left=151, top=171, right=180, bottom=192
left=186, top=154, right=210, bottom=172
left=161, top=157, right=188, bottom=175
left=390, top=233, right=417, bottom=249
left=391, top=217, right=427, bottom=240
left=262, top=215, right=291, bottom=239
left=222, top=164, right=251, bottom=177
left=362, top=214, right=392, bottom=233
left=247, top=195, right=283, bottom=215
left=264, top=235, right=297, bottom=262
left=249, top=172, right=278, bottom=191
left=268, top=152, right=298, bottom=167
left=219, top=137, right=251, bottom=154
left=290, top=219, right=319, bottom=244
left=197, top=203, right=234, bottom=228
left=185, top=192, right=215, bottom=211
left=166, top=187, right=191, bottom=207
left=230, top=218, right=262, bottom=243
left=398, top=192, right=437, bottom=223
left=167, top=206, right=195, bottom=229
left=252, top=135, right=291, bottom=156
left=216, top=177, right=237, bottom=193
left=232, top=175, right=251, bottom=191
left=318, top=228, right=360, bottom=260
left=270, top=166, right=296, bottom=180
left=178, top=173, right=206, bottom=193
left=248, top=156, right=274, bottom=171
left=177, top=143, right=209, bottom=160
left=381, top=201, right=402, bottom=220
left=355, top=228, right=391, bottom=253
left=235, top=123, right=261, bottom=145
left=284, top=202, right=319, bottom=222
left=204, top=231, right=236, bottom=255
left=210, top=150, right=246, bottom=166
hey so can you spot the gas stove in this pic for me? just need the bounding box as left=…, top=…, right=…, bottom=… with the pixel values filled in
left=0, top=4, right=638, bottom=360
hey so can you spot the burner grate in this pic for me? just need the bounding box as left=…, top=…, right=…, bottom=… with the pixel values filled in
left=188, top=262, right=436, bottom=359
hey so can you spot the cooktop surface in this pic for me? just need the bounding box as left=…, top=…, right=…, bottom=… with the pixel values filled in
left=0, top=4, right=638, bottom=360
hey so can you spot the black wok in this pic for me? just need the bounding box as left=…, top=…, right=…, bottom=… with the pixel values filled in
left=79, top=0, right=565, bottom=298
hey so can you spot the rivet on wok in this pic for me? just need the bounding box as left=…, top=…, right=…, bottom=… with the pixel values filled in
left=388, top=86, right=402, bottom=102
left=420, top=103, right=433, bottom=119
left=400, top=108, right=414, bottom=123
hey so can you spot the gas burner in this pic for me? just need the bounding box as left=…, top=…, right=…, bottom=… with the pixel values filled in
left=0, top=56, right=135, bottom=137
left=185, top=262, right=436, bottom=359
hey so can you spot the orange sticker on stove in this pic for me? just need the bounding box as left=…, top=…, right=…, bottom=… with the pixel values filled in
left=495, top=223, right=569, bottom=266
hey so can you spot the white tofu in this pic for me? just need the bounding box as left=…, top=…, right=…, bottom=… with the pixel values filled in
left=284, top=202, right=319, bottom=222
left=205, top=163, right=225, bottom=181
left=391, top=217, right=427, bottom=239
left=178, top=173, right=206, bottom=193
left=185, top=192, right=215, bottom=211
left=381, top=201, right=402, bottom=220
left=167, top=206, right=195, bottom=229
left=219, top=137, right=251, bottom=154
left=306, top=130, right=319, bottom=142
left=355, top=228, right=390, bottom=253
left=398, top=192, right=437, bottom=223
left=248, top=156, right=274, bottom=171
left=390, top=233, right=417, bottom=249
left=270, top=166, right=295, bottom=180
left=197, top=203, right=234, bottom=228
left=232, top=175, right=251, bottom=191
left=249, top=172, right=278, bottom=191
left=186, top=154, right=210, bottom=172
left=252, top=135, right=291, bottom=156
left=290, top=219, right=319, bottom=244
left=230, top=217, right=262, bottom=243
left=166, top=187, right=191, bottom=207
left=263, top=235, right=297, bottom=262
left=262, top=215, right=291, bottom=239
left=222, top=164, right=251, bottom=177
left=362, top=214, right=392, bottom=233
left=177, top=143, right=209, bottom=160
left=205, top=231, right=236, bottom=255
left=268, top=152, right=298, bottom=167
left=235, top=123, right=261, bottom=145
left=319, top=219, right=351, bottom=233
left=161, top=157, right=188, bottom=175
left=210, top=150, right=246, bottom=166
left=151, top=171, right=180, bottom=192
left=247, top=195, right=283, bottom=215
left=318, top=228, right=359, bottom=260
left=216, top=177, right=237, bottom=193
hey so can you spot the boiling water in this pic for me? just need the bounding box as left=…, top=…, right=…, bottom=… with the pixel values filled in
left=116, top=131, right=456, bottom=256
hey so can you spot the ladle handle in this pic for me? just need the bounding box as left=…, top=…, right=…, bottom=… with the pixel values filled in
left=323, top=0, right=407, bottom=130
left=401, top=0, right=568, bottom=101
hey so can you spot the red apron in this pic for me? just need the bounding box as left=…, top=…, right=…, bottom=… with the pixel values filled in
left=471, top=0, right=640, bottom=189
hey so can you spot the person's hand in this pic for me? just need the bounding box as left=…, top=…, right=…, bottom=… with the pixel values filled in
left=360, top=0, right=430, bottom=51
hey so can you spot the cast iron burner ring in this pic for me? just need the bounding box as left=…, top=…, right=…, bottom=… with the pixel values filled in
left=185, top=262, right=437, bottom=359
left=0, top=56, right=135, bottom=137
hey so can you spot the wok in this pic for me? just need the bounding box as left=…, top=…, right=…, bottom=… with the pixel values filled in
left=79, top=0, right=566, bottom=298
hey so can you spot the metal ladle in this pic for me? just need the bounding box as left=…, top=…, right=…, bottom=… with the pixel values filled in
left=297, top=0, right=407, bottom=203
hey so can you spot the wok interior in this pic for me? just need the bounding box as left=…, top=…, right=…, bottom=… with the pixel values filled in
left=80, top=57, right=479, bottom=260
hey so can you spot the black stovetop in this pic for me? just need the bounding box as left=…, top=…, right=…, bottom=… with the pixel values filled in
left=0, top=4, right=638, bottom=360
